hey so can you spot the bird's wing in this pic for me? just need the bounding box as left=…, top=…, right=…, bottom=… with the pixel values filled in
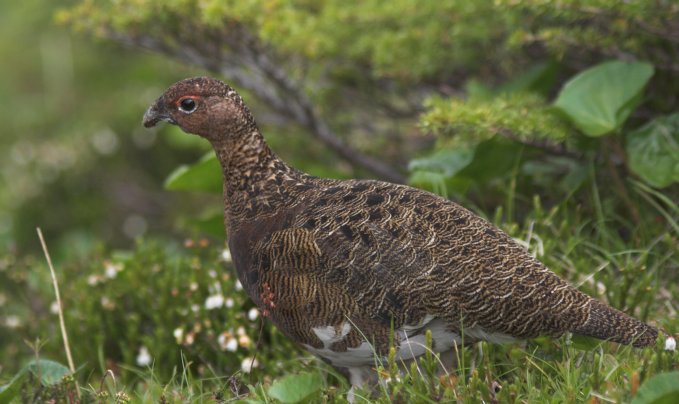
left=295, top=180, right=594, bottom=341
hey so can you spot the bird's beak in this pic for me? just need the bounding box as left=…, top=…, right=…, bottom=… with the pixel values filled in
left=143, top=102, right=174, bottom=128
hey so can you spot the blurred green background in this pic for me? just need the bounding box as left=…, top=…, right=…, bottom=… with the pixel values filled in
left=0, top=0, right=196, bottom=256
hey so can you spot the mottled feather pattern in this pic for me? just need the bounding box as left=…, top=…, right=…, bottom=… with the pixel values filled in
left=232, top=176, right=657, bottom=363
left=144, top=76, right=661, bottom=376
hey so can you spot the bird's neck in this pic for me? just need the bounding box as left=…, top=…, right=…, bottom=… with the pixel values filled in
left=211, top=129, right=301, bottom=223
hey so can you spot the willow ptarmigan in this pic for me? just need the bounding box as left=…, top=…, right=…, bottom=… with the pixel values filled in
left=143, top=77, right=672, bottom=392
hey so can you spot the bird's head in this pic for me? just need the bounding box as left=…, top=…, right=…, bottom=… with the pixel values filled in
left=143, top=77, right=255, bottom=142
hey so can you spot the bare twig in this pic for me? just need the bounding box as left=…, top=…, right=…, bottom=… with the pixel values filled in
left=37, top=228, right=81, bottom=398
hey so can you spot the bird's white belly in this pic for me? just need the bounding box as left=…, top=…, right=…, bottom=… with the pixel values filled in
left=303, top=317, right=513, bottom=368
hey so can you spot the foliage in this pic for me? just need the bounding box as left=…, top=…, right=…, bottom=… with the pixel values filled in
left=410, top=57, right=678, bottom=223
left=165, top=153, right=222, bottom=194
left=553, top=61, right=654, bottom=137
left=0, top=359, right=74, bottom=403
left=1, top=0, right=674, bottom=250
left=0, top=0, right=216, bottom=251
left=632, top=371, right=679, bottom=404
left=266, top=371, right=325, bottom=403
left=626, top=114, right=679, bottom=188
left=422, top=93, right=570, bottom=146
left=0, top=239, right=307, bottom=387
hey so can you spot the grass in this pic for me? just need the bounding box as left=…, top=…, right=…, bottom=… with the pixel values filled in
left=0, top=190, right=677, bottom=403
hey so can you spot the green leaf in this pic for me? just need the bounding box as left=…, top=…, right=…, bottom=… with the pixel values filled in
left=554, top=60, right=654, bottom=137
left=189, top=209, right=226, bottom=238
left=626, top=114, right=679, bottom=188
left=632, top=371, right=679, bottom=404
left=267, top=372, right=323, bottom=403
left=570, top=335, right=602, bottom=351
left=164, top=152, right=222, bottom=193
left=0, top=360, right=71, bottom=404
left=408, top=147, right=475, bottom=177
left=0, top=369, right=27, bottom=403
left=497, top=60, right=559, bottom=96
left=457, top=137, right=525, bottom=183
left=408, top=137, right=527, bottom=190
left=27, top=359, right=71, bottom=385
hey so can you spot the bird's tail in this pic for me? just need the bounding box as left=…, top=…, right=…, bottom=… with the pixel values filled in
left=574, top=299, right=659, bottom=348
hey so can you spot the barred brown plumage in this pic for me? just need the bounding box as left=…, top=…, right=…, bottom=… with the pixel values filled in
left=143, top=76, right=668, bottom=397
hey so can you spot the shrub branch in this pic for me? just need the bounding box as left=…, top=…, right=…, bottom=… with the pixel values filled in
left=106, top=25, right=406, bottom=183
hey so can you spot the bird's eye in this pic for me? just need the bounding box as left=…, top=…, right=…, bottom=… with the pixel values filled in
left=179, top=98, right=197, bottom=113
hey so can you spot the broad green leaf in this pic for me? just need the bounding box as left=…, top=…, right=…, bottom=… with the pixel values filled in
left=626, top=114, right=679, bottom=188
left=632, top=371, right=679, bottom=404
left=409, top=138, right=527, bottom=189
left=457, top=138, right=525, bottom=183
left=570, top=335, right=601, bottom=351
left=27, top=359, right=71, bottom=385
left=0, top=369, right=27, bottom=403
left=267, top=372, right=323, bottom=403
left=497, top=60, right=559, bottom=96
left=164, top=152, right=222, bottom=193
left=522, top=156, right=588, bottom=195
left=408, top=146, right=476, bottom=197
left=0, top=360, right=71, bottom=404
left=408, top=147, right=475, bottom=177
left=554, top=60, right=654, bottom=137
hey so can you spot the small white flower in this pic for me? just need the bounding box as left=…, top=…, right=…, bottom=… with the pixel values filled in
left=235, top=280, right=243, bottom=291
left=87, top=275, right=100, bottom=286
left=209, top=282, right=222, bottom=294
left=136, top=346, right=152, bottom=366
left=208, top=269, right=217, bottom=278
left=226, top=338, right=239, bottom=352
left=173, top=328, right=184, bottom=344
left=191, top=304, right=200, bottom=313
left=50, top=301, right=60, bottom=315
left=105, top=263, right=118, bottom=279
left=5, top=315, right=20, bottom=328
left=665, top=336, right=676, bottom=351
left=237, top=326, right=246, bottom=336
left=101, top=296, right=115, bottom=310
left=248, top=308, right=259, bottom=321
left=221, top=249, right=232, bottom=263
left=190, top=282, right=198, bottom=292
left=225, top=298, right=235, bottom=308
left=238, top=334, right=251, bottom=348
left=218, top=333, right=239, bottom=352
left=205, top=294, right=224, bottom=310
left=185, top=332, right=195, bottom=345
left=240, top=357, right=258, bottom=373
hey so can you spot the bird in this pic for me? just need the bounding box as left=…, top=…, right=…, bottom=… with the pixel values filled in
left=143, top=76, right=671, bottom=396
